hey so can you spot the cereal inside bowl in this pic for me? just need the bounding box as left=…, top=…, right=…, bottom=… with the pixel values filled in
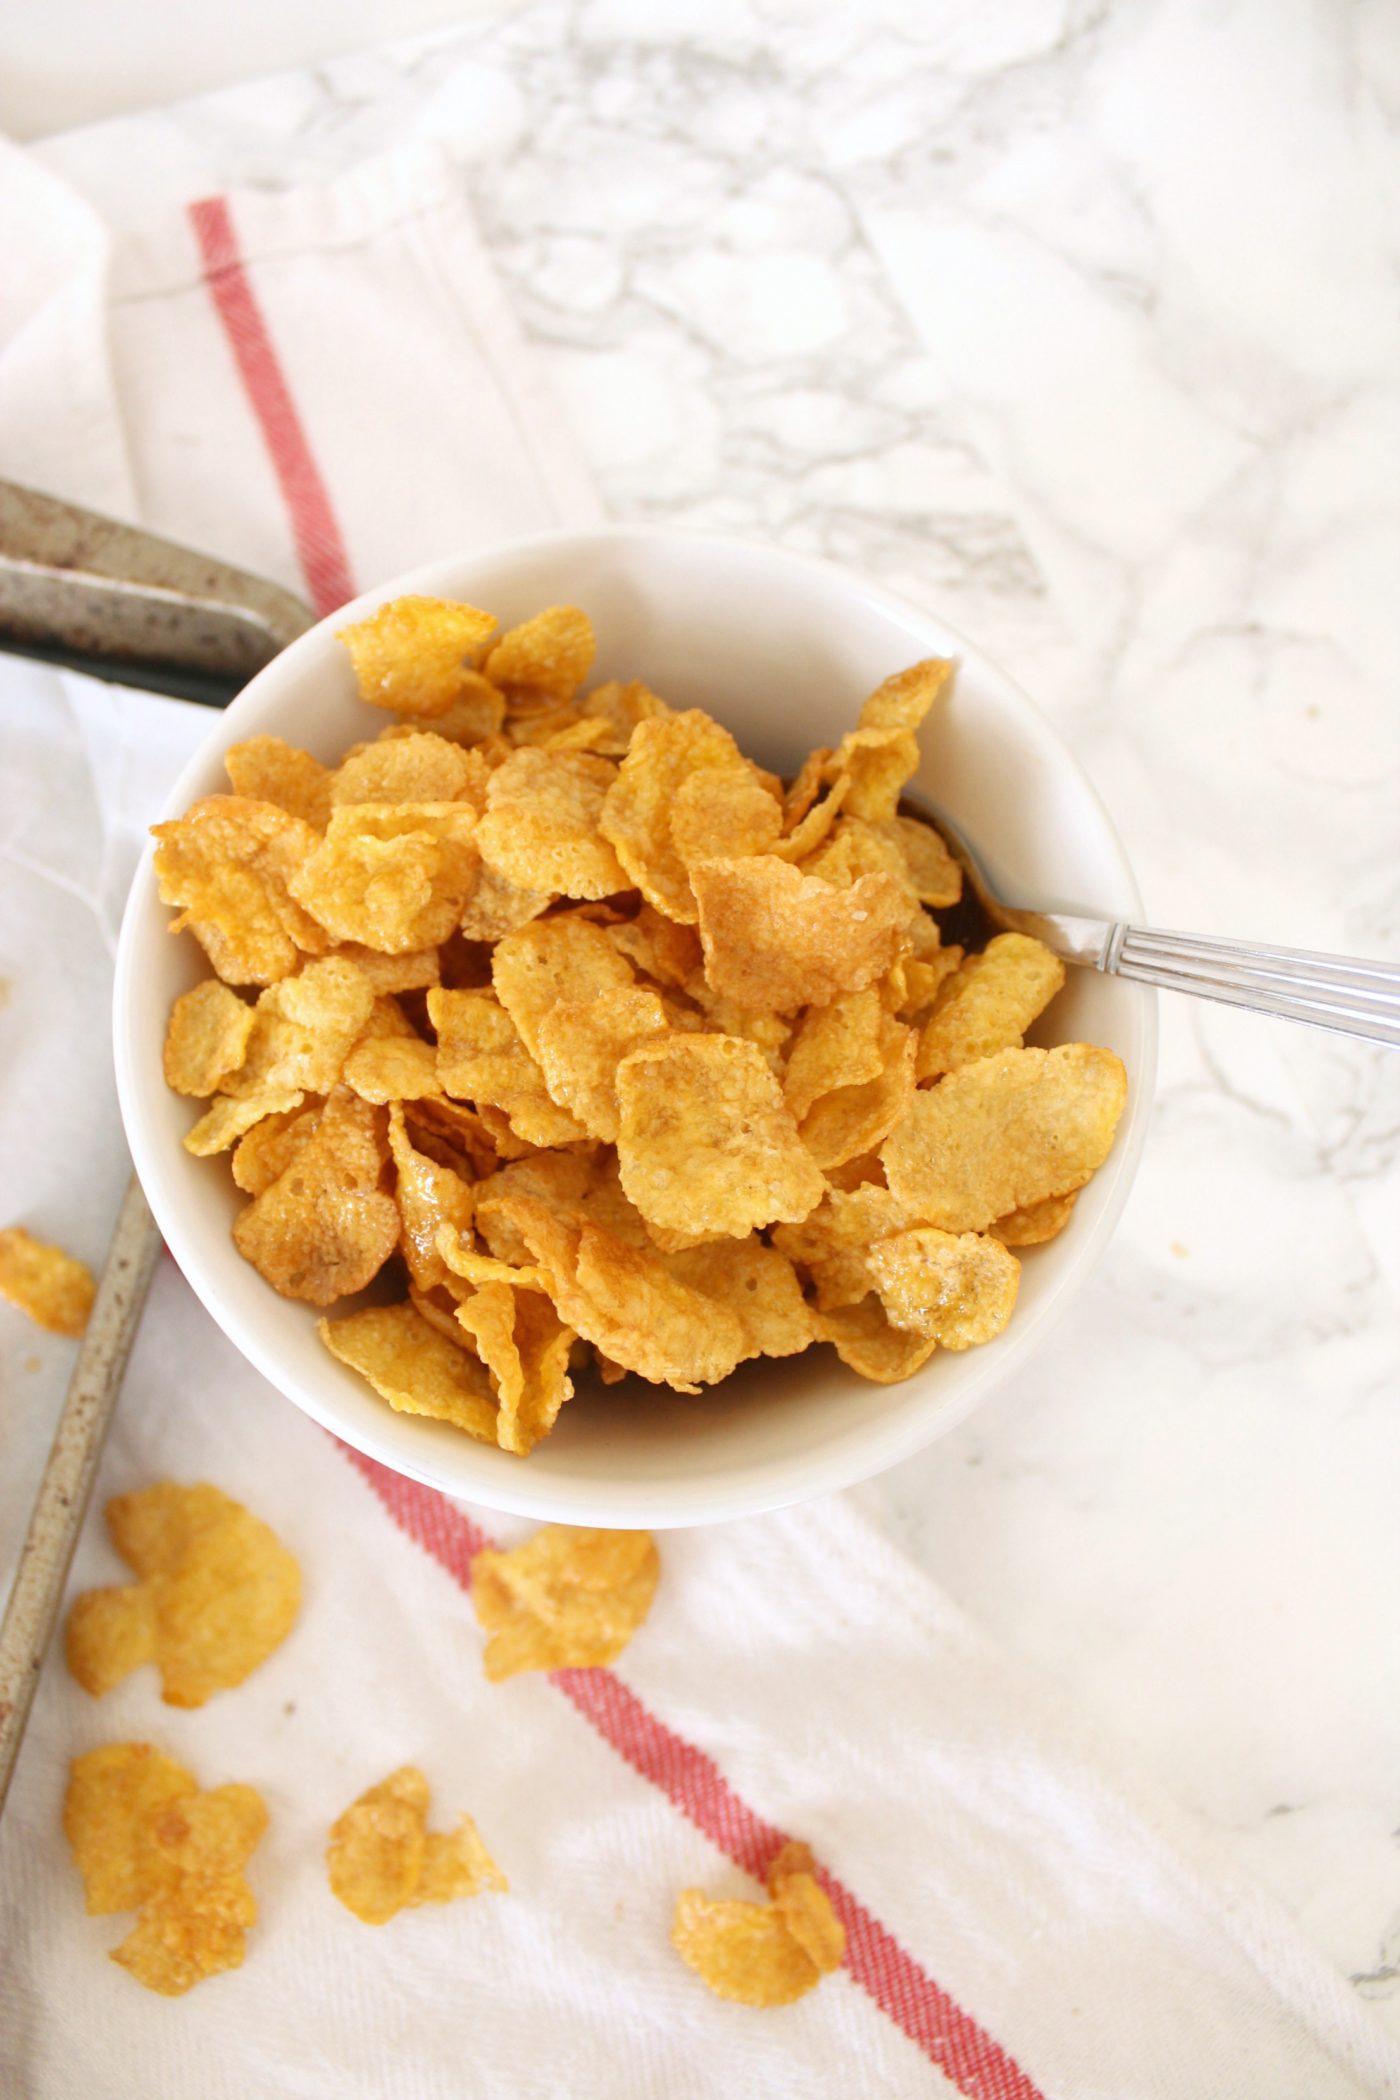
left=147, top=590, right=1129, bottom=1469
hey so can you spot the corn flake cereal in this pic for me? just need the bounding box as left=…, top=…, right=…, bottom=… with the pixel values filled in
left=671, top=1850, right=844, bottom=2009
left=65, top=1482, right=300, bottom=1707
left=162, top=980, right=255, bottom=1098
left=319, top=1302, right=499, bottom=1442
left=477, top=748, right=628, bottom=900
left=64, top=1743, right=267, bottom=1995
left=796, top=1016, right=914, bottom=1173
left=692, top=855, right=914, bottom=1013
left=882, top=1044, right=1127, bottom=1232
left=0, top=1226, right=95, bottom=1337
left=457, top=1280, right=575, bottom=1455
left=331, top=730, right=485, bottom=809
left=484, top=605, right=594, bottom=704
left=224, top=735, right=333, bottom=830
left=153, top=796, right=328, bottom=986
left=289, top=803, right=479, bottom=952
left=233, top=1087, right=398, bottom=1303
left=599, top=710, right=757, bottom=923
left=535, top=984, right=671, bottom=1141
left=339, top=595, right=497, bottom=717
left=991, top=1189, right=1078, bottom=1247
left=430, top=988, right=587, bottom=1147
left=865, top=1227, right=1020, bottom=1348
left=470, top=1524, right=659, bottom=1679
left=327, top=1766, right=506, bottom=1924
left=616, top=1033, right=823, bottom=1242
left=158, top=594, right=1130, bottom=1448
left=916, top=932, right=1066, bottom=1080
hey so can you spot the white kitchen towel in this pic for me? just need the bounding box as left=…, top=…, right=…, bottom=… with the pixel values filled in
left=1, top=133, right=1398, bottom=2100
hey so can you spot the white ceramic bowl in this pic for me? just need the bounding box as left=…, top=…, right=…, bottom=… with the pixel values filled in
left=114, top=527, right=1155, bottom=1528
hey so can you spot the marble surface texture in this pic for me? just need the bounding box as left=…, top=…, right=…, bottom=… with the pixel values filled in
left=18, top=0, right=1400, bottom=2032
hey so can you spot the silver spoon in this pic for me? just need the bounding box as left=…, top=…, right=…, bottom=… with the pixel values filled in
left=923, top=803, right=1400, bottom=1051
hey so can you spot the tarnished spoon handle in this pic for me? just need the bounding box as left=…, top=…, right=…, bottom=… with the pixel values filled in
left=0, top=1176, right=162, bottom=1815
left=1103, top=925, right=1400, bottom=1050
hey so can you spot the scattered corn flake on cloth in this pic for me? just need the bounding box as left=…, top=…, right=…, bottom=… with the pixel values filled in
left=0, top=132, right=1397, bottom=2100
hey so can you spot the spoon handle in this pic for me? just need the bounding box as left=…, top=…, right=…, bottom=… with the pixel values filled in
left=1100, top=925, right=1400, bottom=1048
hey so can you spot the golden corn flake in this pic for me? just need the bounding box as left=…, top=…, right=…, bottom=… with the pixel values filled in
left=606, top=904, right=704, bottom=992
left=290, top=803, right=480, bottom=952
left=484, top=605, right=595, bottom=704
left=798, top=1016, right=915, bottom=1174
left=882, top=1043, right=1128, bottom=1233
left=535, top=984, right=671, bottom=1141
left=692, top=855, right=914, bottom=1014
left=65, top=1481, right=300, bottom=1708
left=671, top=1858, right=844, bottom=2009
left=224, top=735, right=332, bottom=830
left=0, top=1225, right=96, bottom=1337
left=324, top=943, right=441, bottom=994
left=991, top=1189, right=1078, bottom=1247
left=669, top=764, right=782, bottom=869
left=827, top=658, right=950, bottom=824
left=767, top=1845, right=847, bottom=1975
left=233, top=1087, right=398, bottom=1304
left=339, top=596, right=497, bottom=717
left=342, top=1034, right=439, bottom=1105
left=64, top=1743, right=267, bottom=1995
left=916, top=932, right=1066, bottom=1081
left=616, top=1034, right=824, bottom=1242
left=885, top=947, right=963, bottom=1021
left=494, top=1197, right=745, bottom=1389
left=458, top=860, right=555, bottom=942
left=493, top=913, right=636, bottom=1058
left=327, top=1766, right=506, bottom=1925
left=226, top=954, right=375, bottom=1100
left=813, top=1296, right=940, bottom=1383
left=470, top=1524, right=659, bottom=1680
left=153, top=795, right=328, bottom=987
left=421, top=669, right=507, bottom=746
left=387, top=1104, right=476, bottom=1294
left=476, top=748, right=628, bottom=900
left=600, top=711, right=759, bottom=923
left=429, top=988, right=587, bottom=1147
left=872, top=813, right=961, bottom=907
left=865, top=1227, right=1019, bottom=1349
left=667, top=1236, right=812, bottom=1361
left=581, top=677, right=670, bottom=753
left=456, top=1280, right=575, bottom=1455
left=331, top=730, right=485, bottom=809
left=436, top=1229, right=550, bottom=1295
left=768, top=772, right=849, bottom=863
left=183, top=1085, right=306, bottom=1159
left=162, top=979, right=255, bottom=1098
left=782, top=988, right=884, bottom=1124
left=319, top=1302, right=499, bottom=1442
left=229, top=1104, right=320, bottom=1196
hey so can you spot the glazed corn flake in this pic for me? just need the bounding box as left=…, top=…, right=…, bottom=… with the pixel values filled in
left=64, top=1743, right=267, bottom=1995
left=470, top=1524, right=659, bottom=1679
left=672, top=1842, right=845, bottom=2007
left=0, top=1225, right=95, bottom=1337
left=66, top=1481, right=300, bottom=1708
left=156, top=593, right=1129, bottom=1455
left=327, top=1766, right=506, bottom=1924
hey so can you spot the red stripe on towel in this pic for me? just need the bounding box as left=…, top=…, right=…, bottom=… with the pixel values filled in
left=188, top=194, right=356, bottom=617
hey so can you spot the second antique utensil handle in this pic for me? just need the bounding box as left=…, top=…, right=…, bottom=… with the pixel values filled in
left=0, top=1177, right=163, bottom=1815
left=1103, top=926, right=1400, bottom=1048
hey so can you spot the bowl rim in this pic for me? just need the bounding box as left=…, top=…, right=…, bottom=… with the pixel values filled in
left=113, top=522, right=1156, bottom=1527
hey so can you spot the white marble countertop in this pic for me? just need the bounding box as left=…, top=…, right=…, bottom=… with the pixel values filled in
left=15, top=0, right=1400, bottom=2035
